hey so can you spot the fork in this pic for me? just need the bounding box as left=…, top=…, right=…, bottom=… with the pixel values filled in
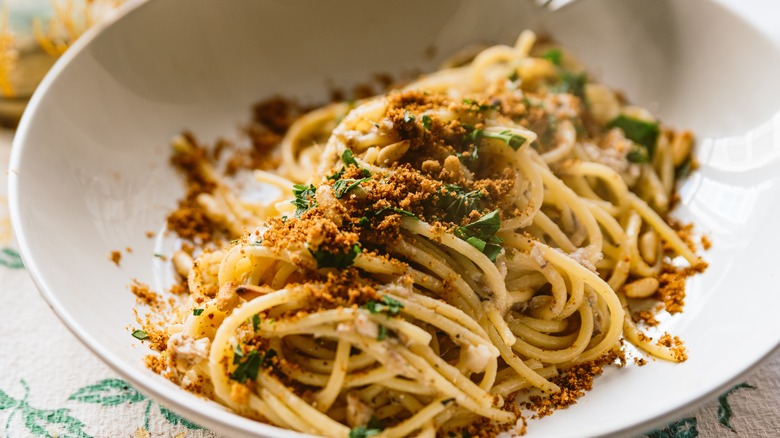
left=533, top=0, right=577, bottom=11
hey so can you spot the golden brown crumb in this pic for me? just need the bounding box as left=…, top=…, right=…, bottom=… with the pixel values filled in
left=130, top=280, right=161, bottom=307
left=230, top=383, right=250, bottom=405
left=634, top=310, right=659, bottom=327
left=109, top=250, right=121, bottom=266
left=525, top=350, right=623, bottom=418
left=701, top=234, right=712, bottom=250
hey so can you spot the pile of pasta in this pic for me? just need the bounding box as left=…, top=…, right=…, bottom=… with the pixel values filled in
left=156, top=31, right=704, bottom=437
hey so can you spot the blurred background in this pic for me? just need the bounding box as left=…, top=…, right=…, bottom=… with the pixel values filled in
left=0, top=0, right=124, bottom=126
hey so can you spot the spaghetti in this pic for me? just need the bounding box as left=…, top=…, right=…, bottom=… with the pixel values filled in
left=149, top=31, right=705, bottom=437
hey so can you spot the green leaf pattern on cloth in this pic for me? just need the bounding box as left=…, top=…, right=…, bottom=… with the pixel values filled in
left=716, top=383, right=756, bottom=431
left=1, top=381, right=90, bottom=438
left=0, top=379, right=202, bottom=437
left=68, top=379, right=146, bottom=406
left=0, top=248, right=23, bottom=270
left=647, top=417, right=698, bottom=438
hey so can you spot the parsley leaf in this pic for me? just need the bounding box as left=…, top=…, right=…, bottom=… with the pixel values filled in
left=252, top=314, right=261, bottom=332
left=230, top=347, right=277, bottom=384
left=441, top=184, right=482, bottom=221
left=349, top=416, right=384, bottom=438
left=463, top=98, right=497, bottom=112
left=676, top=158, right=692, bottom=179
left=455, top=210, right=503, bottom=262
left=626, top=146, right=650, bottom=163
left=377, top=325, right=388, bottom=341
left=554, top=71, right=587, bottom=99
left=421, top=114, right=433, bottom=130
left=310, top=244, right=361, bottom=269
left=342, top=149, right=360, bottom=167
left=542, top=48, right=563, bottom=66
left=362, top=295, right=404, bottom=317
left=373, top=206, right=417, bottom=218
left=607, top=115, right=660, bottom=159
left=192, top=308, right=204, bottom=316
left=131, top=330, right=148, bottom=340
left=291, top=184, right=317, bottom=217
left=485, top=129, right=527, bottom=151
left=403, top=110, right=416, bottom=123
left=333, top=177, right=371, bottom=198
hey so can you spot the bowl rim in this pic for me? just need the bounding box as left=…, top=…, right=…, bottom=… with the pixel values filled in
left=8, top=1, right=780, bottom=437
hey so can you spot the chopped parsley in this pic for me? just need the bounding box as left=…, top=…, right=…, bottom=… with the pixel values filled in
left=455, top=210, right=503, bottom=262
left=542, top=48, right=563, bottom=66
left=676, top=158, right=692, bottom=179
left=403, top=110, right=416, bottom=123
left=377, top=325, right=388, bottom=341
left=310, top=244, right=361, bottom=269
left=333, top=177, right=371, bottom=198
left=131, top=330, right=148, bottom=340
left=463, top=125, right=525, bottom=151
left=421, top=114, right=433, bottom=130
left=330, top=149, right=370, bottom=180
left=348, top=416, right=384, bottom=438
left=626, top=145, right=650, bottom=163
left=463, top=98, right=497, bottom=112
left=230, top=346, right=277, bottom=383
left=441, top=184, right=482, bottom=221
left=554, top=71, right=587, bottom=99
left=291, top=183, right=317, bottom=217
left=373, top=206, right=416, bottom=218
left=362, top=295, right=404, bottom=317
left=607, top=114, right=660, bottom=159
left=482, top=129, right=527, bottom=151
left=252, top=314, right=261, bottom=332
left=342, top=149, right=360, bottom=167
left=192, top=308, right=204, bottom=316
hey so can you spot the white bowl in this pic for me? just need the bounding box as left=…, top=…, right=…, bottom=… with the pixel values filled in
left=10, top=0, right=780, bottom=436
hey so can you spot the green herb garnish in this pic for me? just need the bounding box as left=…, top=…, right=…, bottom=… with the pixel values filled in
left=291, top=183, right=317, bottom=217
left=463, top=98, right=497, bottom=112
left=542, top=48, right=563, bottom=66
left=373, top=206, right=417, bottom=218
left=377, top=325, right=388, bottom=341
left=362, top=295, right=404, bottom=317
left=342, top=149, right=359, bottom=167
left=607, top=114, right=660, bottom=159
left=483, top=129, right=527, bottom=151
left=554, top=71, right=587, bottom=99
left=626, top=146, right=650, bottom=163
left=421, top=114, right=433, bottom=130
left=333, top=177, right=371, bottom=198
left=230, top=347, right=277, bottom=384
left=131, top=330, right=148, bottom=340
left=310, top=244, right=361, bottom=269
left=455, top=210, right=503, bottom=262
left=403, top=110, right=416, bottom=123
left=192, top=308, right=204, bottom=316
left=349, top=416, right=384, bottom=438
left=252, top=314, right=261, bottom=332
left=675, top=158, right=692, bottom=179
left=441, top=184, right=482, bottom=221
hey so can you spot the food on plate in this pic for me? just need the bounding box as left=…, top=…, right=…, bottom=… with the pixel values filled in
left=134, top=31, right=706, bottom=437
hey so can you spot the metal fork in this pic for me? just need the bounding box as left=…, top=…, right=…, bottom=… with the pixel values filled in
left=533, top=0, right=576, bottom=11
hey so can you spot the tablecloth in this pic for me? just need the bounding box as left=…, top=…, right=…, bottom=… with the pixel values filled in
left=1, top=129, right=779, bottom=438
